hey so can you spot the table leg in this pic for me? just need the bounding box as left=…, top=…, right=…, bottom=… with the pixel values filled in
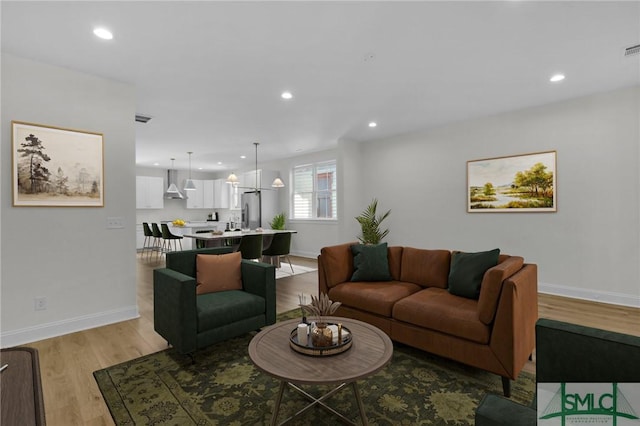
left=270, top=381, right=286, bottom=426
left=352, top=382, right=369, bottom=426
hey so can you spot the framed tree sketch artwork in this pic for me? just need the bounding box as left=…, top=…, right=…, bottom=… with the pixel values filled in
left=467, top=151, right=556, bottom=212
left=12, top=121, right=104, bottom=207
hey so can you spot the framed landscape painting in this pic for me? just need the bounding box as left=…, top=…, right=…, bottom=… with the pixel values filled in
left=12, top=121, right=104, bottom=207
left=467, top=151, right=556, bottom=213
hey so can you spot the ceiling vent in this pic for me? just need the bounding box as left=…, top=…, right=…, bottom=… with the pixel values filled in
left=624, top=44, right=640, bottom=57
left=135, top=114, right=152, bottom=123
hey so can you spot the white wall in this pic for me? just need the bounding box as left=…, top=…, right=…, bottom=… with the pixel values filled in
left=1, top=54, right=138, bottom=346
left=350, top=86, right=640, bottom=307
left=262, top=150, right=342, bottom=258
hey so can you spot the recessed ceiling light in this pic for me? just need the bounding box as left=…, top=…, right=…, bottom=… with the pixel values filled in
left=153, top=162, right=160, bottom=166
left=368, top=122, right=377, bottom=128
left=281, top=91, right=293, bottom=100
left=217, top=161, right=223, bottom=165
left=93, top=27, right=113, bottom=40
left=550, top=74, right=565, bottom=83
left=240, top=155, right=246, bottom=159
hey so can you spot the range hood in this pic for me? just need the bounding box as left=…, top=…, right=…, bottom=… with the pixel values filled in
left=164, top=170, right=186, bottom=199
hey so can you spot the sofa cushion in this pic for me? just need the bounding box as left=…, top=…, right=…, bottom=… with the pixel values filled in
left=393, top=287, right=491, bottom=344
left=196, top=252, right=243, bottom=295
left=400, top=247, right=451, bottom=288
left=328, top=281, right=422, bottom=317
left=196, top=290, right=265, bottom=332
left=320, top=242, right=356, bottom=288
left=350, top=243, right=393, bottom=281
left=448, top=248, right=500, bottom=299
left=477, top=256, right=524, bottom=325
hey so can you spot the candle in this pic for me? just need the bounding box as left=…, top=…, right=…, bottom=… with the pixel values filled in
left=297, top=323, right=309, bottom=346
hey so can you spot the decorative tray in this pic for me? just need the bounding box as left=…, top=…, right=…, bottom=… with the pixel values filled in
left=289, top=324, right=352, bottom=357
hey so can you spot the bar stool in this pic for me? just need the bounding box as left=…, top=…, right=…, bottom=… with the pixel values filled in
left=161, top=223, right=183, bottom=253
left=151, top=223, right=164, bottom=260
left=141, top=222, right=155, bottom=259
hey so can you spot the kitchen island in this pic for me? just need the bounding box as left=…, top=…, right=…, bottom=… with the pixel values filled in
left=166, top=221, right=225, bottom=250
left=136, top=221, right=225, bottom=251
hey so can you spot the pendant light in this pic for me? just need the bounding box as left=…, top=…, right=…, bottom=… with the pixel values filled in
left=225, top=143, right=285, bottom=189
left=183, top=151, right=196, bottom=191
left=226, top=172, right=239, bottom=185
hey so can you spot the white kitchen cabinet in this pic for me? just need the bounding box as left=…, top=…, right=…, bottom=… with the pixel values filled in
left=186, top=179, right=215, bottom=209
left=136, top=176, right=164, bottom=209
left=203, top=180, right=214, bottom=208
left=136, top=224, right=145, bottom=249
left=213, top=179, right=230, bottom=208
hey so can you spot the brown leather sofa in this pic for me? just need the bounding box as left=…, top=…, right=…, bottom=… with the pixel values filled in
left=318, top=242, right=538, bottom=396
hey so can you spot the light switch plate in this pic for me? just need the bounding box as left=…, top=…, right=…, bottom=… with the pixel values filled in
left=107, top=216, right=125, bottom=229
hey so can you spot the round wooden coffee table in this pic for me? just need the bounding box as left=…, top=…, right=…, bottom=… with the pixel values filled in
left=248, top=316, right=393, bottom=426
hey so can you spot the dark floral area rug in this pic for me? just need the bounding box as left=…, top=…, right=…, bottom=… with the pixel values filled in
left=94, top=313, right=534, bottom=425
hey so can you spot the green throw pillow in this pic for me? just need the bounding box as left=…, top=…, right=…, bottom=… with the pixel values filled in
left=448, top=248, right=500, bottom=299
left=350, top=243, right=392, bottom=282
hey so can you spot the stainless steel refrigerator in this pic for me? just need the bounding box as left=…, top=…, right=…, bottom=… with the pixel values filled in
left=241, top=190, right=261, bottom=230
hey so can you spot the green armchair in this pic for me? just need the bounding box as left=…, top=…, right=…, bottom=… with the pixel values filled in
left=475, top=318, right=640, bottom=425
left=153, top=247, right=276, bottom=354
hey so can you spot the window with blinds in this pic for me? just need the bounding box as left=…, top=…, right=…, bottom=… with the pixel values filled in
left=292, top=160, right=337, bottom=220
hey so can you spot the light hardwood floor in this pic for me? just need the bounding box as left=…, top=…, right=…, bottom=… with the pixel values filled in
left=23, top=254, right=639, bottom=425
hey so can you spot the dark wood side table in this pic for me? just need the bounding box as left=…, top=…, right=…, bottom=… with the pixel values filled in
left=248, top=317, right=393, bottom=426
left=1, top=347, right=46, bottom=425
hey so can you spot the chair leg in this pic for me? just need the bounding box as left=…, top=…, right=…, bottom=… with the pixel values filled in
left=141, top=236, right=150, bottom=257
left=285, top=255, right=294, bottom=274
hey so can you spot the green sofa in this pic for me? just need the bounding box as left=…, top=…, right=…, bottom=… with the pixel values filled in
left=153, top=247, right=276, bottom=354
left=475, top=318, right=640, bottom=425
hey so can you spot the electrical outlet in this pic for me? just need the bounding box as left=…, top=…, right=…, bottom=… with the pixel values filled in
left=107, top=216, right=125, bottom=229
left=34, top=297, right=47, bottom=311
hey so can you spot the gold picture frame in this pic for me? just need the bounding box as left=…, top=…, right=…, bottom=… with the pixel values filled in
left=12, top=121, right=104, bottom=207
left=467, top=151, right=556, bottom=212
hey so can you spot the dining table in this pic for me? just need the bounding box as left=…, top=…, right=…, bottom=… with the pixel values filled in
left=183, top=229, right=297, bottom=241
left=183, top=229, right=297, bottom=266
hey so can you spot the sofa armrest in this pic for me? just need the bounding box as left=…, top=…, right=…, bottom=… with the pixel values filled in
left=475, top=394, right=536, bottom=426
left=241, top=261, right=277, bottom=325
left=489, top=263, right=538, bottom=379
left=478, top=256, right=524, bottom=325
left=153, top=268, right=198, bottom=354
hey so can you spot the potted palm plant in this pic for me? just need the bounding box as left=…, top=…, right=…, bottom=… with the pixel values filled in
left=269, top=212, right=286, bottom=230
left=355, top=198, right=391, bottom=244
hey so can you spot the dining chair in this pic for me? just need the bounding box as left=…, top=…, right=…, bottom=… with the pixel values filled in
left=261, top=232, right=294, bottom=273
left=236, top=234, right=263, bottom=261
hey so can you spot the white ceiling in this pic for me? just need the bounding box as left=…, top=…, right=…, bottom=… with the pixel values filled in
left=2, top=1, right=639, bottom=172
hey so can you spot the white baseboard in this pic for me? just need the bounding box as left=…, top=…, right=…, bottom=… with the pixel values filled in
left=0, top=305, right=139, bottom=348
left=290, top=250, right=319, bottom=259
left=539, top=281, right=640, bottom=308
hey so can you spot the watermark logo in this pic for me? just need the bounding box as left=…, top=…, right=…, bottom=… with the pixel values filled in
left=538, top=383, right=640, bottom=425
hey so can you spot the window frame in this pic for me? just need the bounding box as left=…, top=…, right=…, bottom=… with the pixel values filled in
left=290, top=160, right=338, bottom=222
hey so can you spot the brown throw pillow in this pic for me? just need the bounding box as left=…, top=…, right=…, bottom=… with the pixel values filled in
left=196, top=252, right=243, bottom=295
